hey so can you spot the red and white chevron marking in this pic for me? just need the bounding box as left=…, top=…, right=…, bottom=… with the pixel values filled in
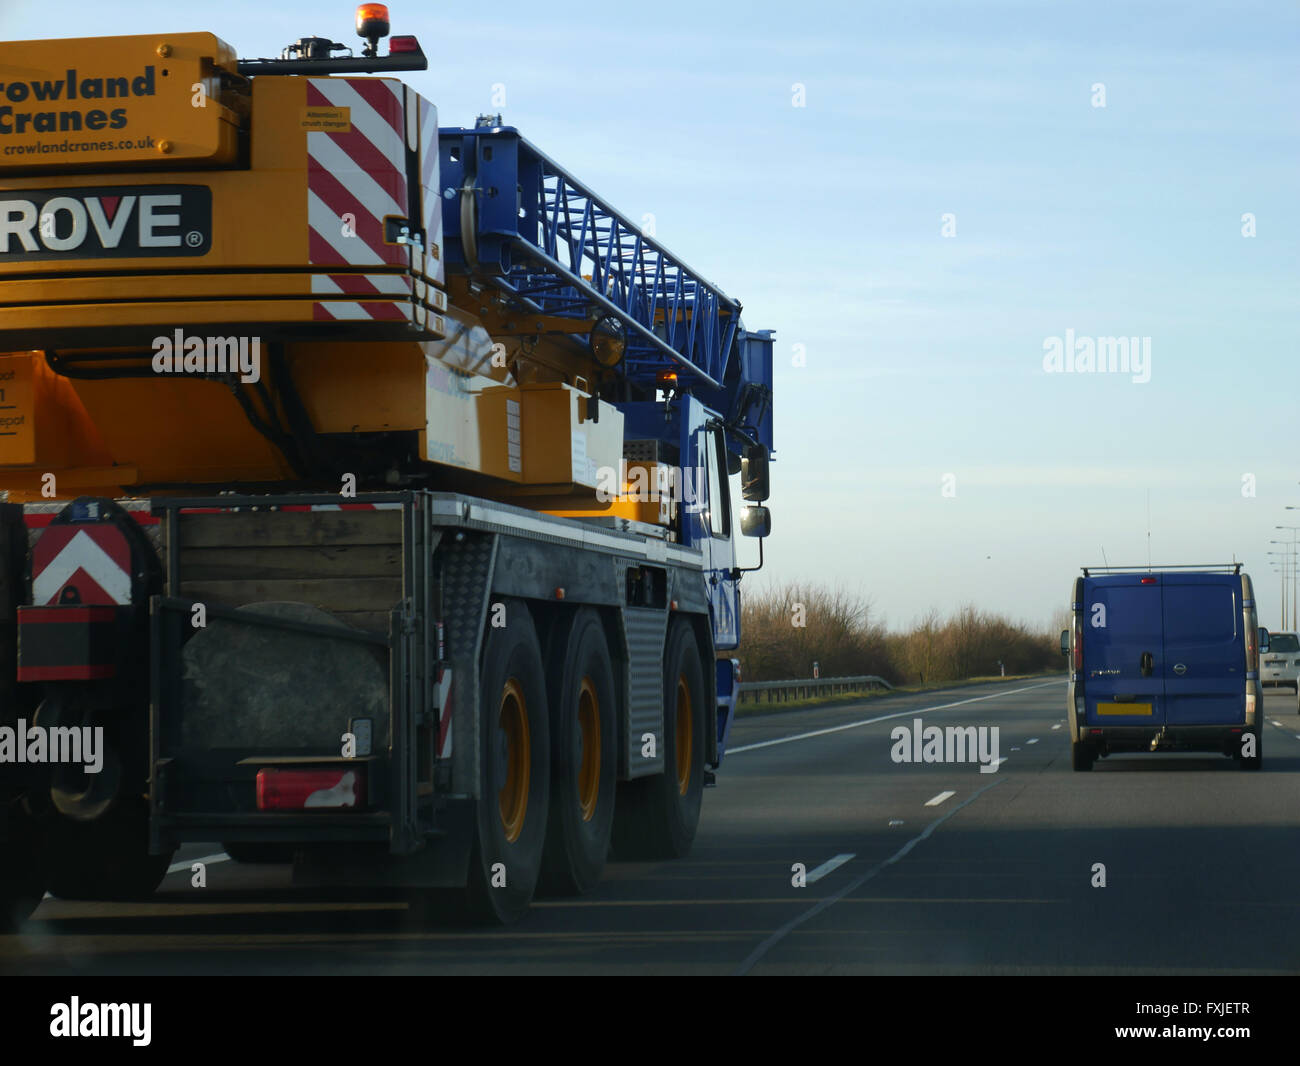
left=31, top=525, right=132, bottom=606
left=306, top=77, right=407, bottom=270
left=435, top=664, right=454, bottom=758
left=311, top=272, right=412, bottom=321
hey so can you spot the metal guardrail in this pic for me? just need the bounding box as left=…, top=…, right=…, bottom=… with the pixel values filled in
left=736, top=674, right=893, bottom=704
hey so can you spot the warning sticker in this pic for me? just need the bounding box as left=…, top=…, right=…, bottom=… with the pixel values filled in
left=0, top=358, right=35, bottom=464
left=301, top=107, right=352, bottom=132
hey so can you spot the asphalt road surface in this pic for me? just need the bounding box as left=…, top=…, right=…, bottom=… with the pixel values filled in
left=6, top=675, right=1300, bottom=975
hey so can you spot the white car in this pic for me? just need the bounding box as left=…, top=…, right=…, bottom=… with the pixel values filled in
left=1261, top=631, right=1300, bottom=692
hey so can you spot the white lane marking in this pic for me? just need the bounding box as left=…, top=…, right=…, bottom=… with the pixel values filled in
left=727, top=680, right=1064, bottom=755
left=1052, top=724, right=1062, bottom=730
left=986, top=757, right=1008, bottom=771
left=806, top=854, right=854, bottom=883
left=735, top=776, right=1005, bottom=975
left=924, top=791, right=955, bottom=807
left=1027, top=738, right=1039, bottom=744
left=167, top=852, right=231, bottom=874
left=888, top=819, right=904, bottom=826
left=39, top=851, right=233, bottom=900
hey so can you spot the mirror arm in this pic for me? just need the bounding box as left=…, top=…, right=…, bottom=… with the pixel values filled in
left=730, top=536, right=764, bottom=580
left=723, top=421, right=762, bottom=451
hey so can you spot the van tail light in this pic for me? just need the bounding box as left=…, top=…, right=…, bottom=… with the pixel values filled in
left=1245, top=623, right=1259, bottom=674
left=1072, top=613, right=1083, bottom=673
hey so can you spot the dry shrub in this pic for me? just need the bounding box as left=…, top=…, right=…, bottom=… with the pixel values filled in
left=735, top=583, right=1058, bottom=683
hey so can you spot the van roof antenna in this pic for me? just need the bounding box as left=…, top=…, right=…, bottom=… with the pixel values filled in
left=1101, top=546, right=1110, bottom=568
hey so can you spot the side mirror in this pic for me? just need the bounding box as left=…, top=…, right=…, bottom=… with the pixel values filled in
left=1060, top=629, right=1070, bottom=657
left=741, top=445, right=769, bottom=502
left=741, top=505, right=771, bottom=538
left=1259, top=627, right=1270, bottom=653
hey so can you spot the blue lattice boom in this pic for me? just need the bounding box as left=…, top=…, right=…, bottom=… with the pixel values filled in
left=440, top=127, right=742, bottom=389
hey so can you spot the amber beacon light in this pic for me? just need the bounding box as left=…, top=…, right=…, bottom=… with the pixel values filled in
left=356, top=3, right=391, bottom=56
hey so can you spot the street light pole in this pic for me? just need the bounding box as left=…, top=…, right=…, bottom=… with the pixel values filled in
left=1277, top=526, right=1300, bottom=632
left=1267, top=545, right=1296, bottom=629
left=1271, top=565, right=1288, bottom=629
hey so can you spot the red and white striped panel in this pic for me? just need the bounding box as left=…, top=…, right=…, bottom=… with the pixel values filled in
left=311, top=272, right=413, bottom=322
left=31, top=525, right=132, bottom=606
left=417, top=92, right=445, bottom=287
left=435, top=664, right=454, bottom=759
left=306, top=77, right=408, bottom=270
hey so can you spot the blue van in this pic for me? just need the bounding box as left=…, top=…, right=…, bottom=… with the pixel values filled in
left=1061, top=565, right=1269, bottom=771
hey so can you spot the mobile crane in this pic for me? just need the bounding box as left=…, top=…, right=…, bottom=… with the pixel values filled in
left=0, top=6, right=773, bottom=925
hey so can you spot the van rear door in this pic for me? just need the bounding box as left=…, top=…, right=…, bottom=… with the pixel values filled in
left=1161, top=575, right=1245, bottom=725
left=1082, top=575, right=1164, bottom=725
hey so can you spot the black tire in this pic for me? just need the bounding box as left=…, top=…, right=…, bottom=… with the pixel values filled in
left=539, top=609, right=617, bottom=896
left=465, top=599, right=550, bottom=924
left=222, top=842, right=295, bottom=864
left=1239, top=729, right=1262, bottom=771
left=611, top=619, right=706, bottom=860
left=42, top=796, right=173, bottom=901
left=0, top=800, right=45, bottom=931
left=1071, top=740, right=1093, bottom=772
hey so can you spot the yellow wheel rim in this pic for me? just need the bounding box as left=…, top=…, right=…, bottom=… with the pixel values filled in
left=498, top=678, right=530, bottom=843
left=577, top=677, right=601, bottom=822
left=674, top=673, right=693, bottom=796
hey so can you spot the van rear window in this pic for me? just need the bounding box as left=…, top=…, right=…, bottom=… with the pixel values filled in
left=1163, top=585, right=1237, bottom=644
left=1270, top=634, right=1300, bottom=653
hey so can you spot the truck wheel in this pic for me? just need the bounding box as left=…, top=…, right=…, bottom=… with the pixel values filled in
left=539, top=609, right=616, bottom=896
left=0, top=800, right=45, bottom=931
left=43, top=796, right=173, bottom=901
left=612, top=619, right=706, bottom=860
left=466, top=600, right=550, bottom=924
left=1071, top=740, right=1093, bottom=771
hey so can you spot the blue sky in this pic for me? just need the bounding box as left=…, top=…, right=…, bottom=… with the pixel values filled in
left=3, top=0, right=1296, bottom=631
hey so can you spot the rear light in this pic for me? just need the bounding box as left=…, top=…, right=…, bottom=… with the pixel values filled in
left=257, top=768, right=366, bottom=810
left=1072, top=613, right=1083, bottom=673
left=389, top=35, right=420, bottom=53
left=1140, top=577, right=1156, bottom=584
left=1246, top=625, right=1259, bottom=673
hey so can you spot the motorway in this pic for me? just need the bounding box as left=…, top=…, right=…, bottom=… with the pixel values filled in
left=5, top=675, right=1300, bottom=975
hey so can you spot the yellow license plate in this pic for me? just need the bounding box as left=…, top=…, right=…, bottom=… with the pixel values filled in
left=1097, top=702, right=1153, bottom=716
